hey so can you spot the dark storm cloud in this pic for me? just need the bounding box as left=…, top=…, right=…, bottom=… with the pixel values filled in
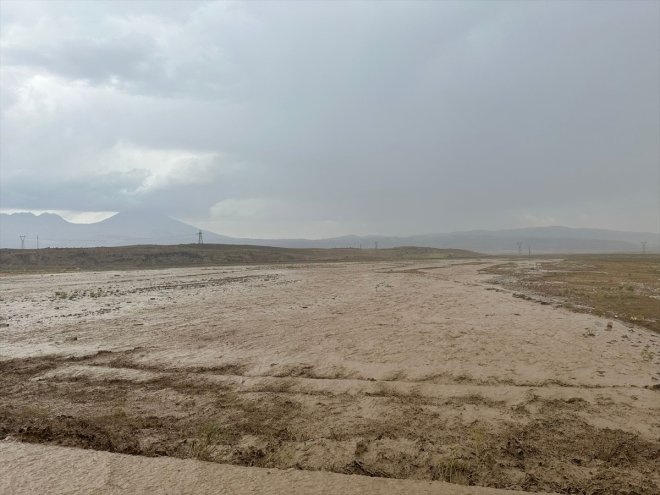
left=1, top=0, right=658, bottom=236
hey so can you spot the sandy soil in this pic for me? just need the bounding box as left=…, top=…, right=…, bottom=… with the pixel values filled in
left=0, top=440, right=526, bottom=495
left=1, top=260, right=659, bottom=493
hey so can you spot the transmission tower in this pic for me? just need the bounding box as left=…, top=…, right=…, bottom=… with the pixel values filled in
left=641, top=241, right=647, bottom=254
left=517, top=242, right=523, bottom=256
left=374, top=241, right=378, bottom=250
left=197, top=230, right=204, bottom=244
left=527, top=245, right=531, bottom=259
left=37, top=235, right=39, bottom=250
left=19, top=235, right=26, bottom=249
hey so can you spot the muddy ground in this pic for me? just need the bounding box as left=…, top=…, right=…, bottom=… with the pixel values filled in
left=1, top=260, right=658, bottom=493
left=482, top=255, right=660, bottom=334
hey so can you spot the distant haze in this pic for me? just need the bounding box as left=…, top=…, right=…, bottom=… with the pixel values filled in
left=1, top=211, right=657, bottom=254
left=1, top=1, right=659, bottom=238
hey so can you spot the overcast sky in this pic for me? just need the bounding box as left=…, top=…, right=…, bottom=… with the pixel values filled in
left=1, top=1, right=658, bottom=237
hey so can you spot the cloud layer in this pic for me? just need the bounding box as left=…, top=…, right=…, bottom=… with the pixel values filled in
left=1, top=0, right=658, bottom=236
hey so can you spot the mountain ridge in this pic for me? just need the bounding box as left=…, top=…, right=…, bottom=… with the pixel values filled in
left=1, top=212, right=657, bottom=253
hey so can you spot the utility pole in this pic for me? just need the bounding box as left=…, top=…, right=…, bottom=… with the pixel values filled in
left=37, top=236, right=39, bottom=250
left=19, top=235, right=26, bottom=249
left=517, top=242, right=523, bottom=256
left=528, top=245, right=531, bottom=259
left=197, top=230, right=204, bottom=244
left=641, top=241, right=647, bottom=254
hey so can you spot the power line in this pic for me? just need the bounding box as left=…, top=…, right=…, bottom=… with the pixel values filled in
left=5, top=231, right=208, bottom=248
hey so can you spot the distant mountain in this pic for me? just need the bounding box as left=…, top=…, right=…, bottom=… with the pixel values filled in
left=0, top=212, right=657, bottom=253
left=0, top=211, right=233, bottom=249
left=234, top=228, right=656, bottom=253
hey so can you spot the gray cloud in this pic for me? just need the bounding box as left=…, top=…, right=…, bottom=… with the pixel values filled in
left=1, top=0, right=658, bottom=237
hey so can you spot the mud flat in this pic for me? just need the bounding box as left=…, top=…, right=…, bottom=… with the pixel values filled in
left=1, top=260, right=659, bottom=493
left=0, top=441, right=526, bottom=495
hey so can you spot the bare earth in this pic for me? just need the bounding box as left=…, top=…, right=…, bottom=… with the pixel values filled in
left=0, top=441, right=524, bottom=495
left=1, top=260, right=659, bottom=493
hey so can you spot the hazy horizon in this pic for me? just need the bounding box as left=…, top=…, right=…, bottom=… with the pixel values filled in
left=1, top=1, right=659, bottom=238
left=2, top=209, right=658, bottom=243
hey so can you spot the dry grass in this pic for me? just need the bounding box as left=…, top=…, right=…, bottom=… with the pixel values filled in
left=483, top=254, right=660, bottom=333
left=0, top=244, right=478, bottom=273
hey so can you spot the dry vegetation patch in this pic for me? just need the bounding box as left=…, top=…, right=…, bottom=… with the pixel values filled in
left=0, top=244, right=477, bottom=273
left=482, top=255, right=660, bottom=333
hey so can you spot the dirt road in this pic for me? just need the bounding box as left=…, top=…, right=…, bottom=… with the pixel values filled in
left=1, top=260, right=658, bottom=493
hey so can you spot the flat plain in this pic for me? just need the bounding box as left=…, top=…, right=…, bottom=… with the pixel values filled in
left=1, top=256, right=659, bottom=493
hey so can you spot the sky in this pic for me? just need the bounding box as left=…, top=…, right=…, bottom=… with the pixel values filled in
left=1, top=0, right=658, bottom=238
